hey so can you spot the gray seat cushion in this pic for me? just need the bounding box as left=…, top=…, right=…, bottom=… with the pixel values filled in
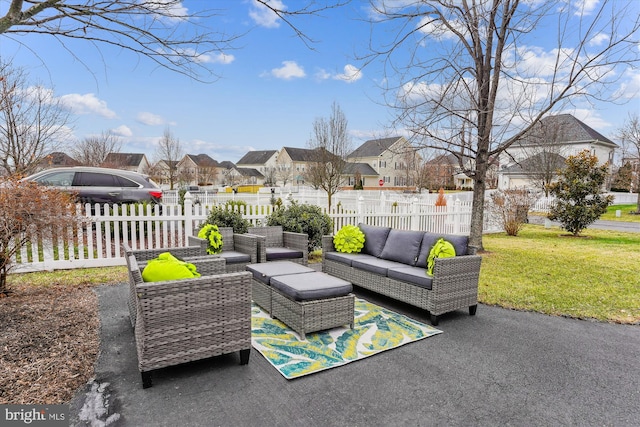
left=270, top=272, right=352, bottom=301
left=324, top=252, right=376, bottom=266
left=220, top=251, right=251, bottom=264
left=387, top=266, right=433, bottom=290
left=351, top=257, right=406, bottom=276
left=265, top=247, right=304, bottom=261
left=379, top=229, right=424, bottom=265
left=358, top=223, right=391, bottom=257
left=246, top=261, right=314, bottom=285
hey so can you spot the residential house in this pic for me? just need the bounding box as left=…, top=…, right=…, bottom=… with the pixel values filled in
left=36, top=152, right=80, bottom=172
left=347, top=136, right=422, bottom=189
left=102, top=153, right=150, bottom=174
left=498, top=114, right=618, bottom=190
left=177, top=154, right=219, bottom=187
left=236, top=150, right=279, bottom=185
left=149, top=160, right=180, bottom=189
left=342, top=163, right=379, bottom=189
left=235, top=167, right=265, bottom=186
left=275, top=147, right=321, bottom=186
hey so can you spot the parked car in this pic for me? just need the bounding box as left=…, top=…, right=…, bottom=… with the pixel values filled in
left=23, top=166, right=162, bottom=206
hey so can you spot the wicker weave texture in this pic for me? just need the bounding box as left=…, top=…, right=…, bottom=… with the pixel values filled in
left=321, top=235, right=481, bottom=320
left=188, top=228, right=258, bottom=272
left=247, top=226, right=309, bottom=265
left=251, top=279, right=272, bottom=314
left=271, top=291, right=355, bottom=340
left=133, top=270, right=252, bottom=381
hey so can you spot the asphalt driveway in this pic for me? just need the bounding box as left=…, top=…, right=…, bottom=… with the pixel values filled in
left=69, top=281, right=640, bottom=427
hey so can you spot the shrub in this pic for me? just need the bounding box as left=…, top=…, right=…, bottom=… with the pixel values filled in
left=435, top=188, right=447, bottom=207
left=197, top=224, right=223, bottom=254
left=202, top=206, right=250, bottom=234
left=488, top=189, right=538, bottom=236
left=266, top=201, right=333, bottom=252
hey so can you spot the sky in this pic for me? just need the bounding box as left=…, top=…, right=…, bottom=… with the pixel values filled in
left=1, top=0, right=639, bottom=164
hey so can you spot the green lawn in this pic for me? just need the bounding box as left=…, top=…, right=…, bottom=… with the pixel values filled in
left=600, top=204, right=640, bottom=222
left=480, top=225, right=640, bottom=323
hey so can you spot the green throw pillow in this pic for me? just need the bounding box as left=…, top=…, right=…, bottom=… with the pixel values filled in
left=333, top=225, right=366, bottom=253
left=426, top=238, right=456, bottom=276
left=141, top=252, right=201, bottom=282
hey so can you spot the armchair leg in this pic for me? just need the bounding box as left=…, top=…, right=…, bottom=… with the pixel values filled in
left=469, top=304, right=478, bottom=316
left=429, top=313, right=439, bottom=326
left=240, top=348, right=251, bottom=365
left=141, top=371, right=152, bottom=389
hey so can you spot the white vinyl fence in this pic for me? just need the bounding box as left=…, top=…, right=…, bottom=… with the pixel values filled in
left=10, top=192, right=495, bottom=273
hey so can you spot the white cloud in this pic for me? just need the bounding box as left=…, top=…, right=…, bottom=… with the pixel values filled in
left=333, top=64, right=363, bottom=83
left=249, top=0, right=284, bottom=28
left=588, top=32, right=609, bottom=47
left=111, top=125, right=133, bottom=137
left=146, top=0, right=189, bottom=22
left=177, top=48, right=235, bottom=64
left=59, top=93, right=116, bottom=118
left=573, top=0, right=599, bottom=17
left=136, top=112, right=164, bottom=126
left=265, top=61, right=306, bottom=80
left=613, top=71, right=640, bottom=100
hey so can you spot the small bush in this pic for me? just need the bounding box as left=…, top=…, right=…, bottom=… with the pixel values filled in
left=202, top=206, right=250, bottom=234
left=266, top=201, right=333, bottom=252
left=488, top=189, right=538, bottom=236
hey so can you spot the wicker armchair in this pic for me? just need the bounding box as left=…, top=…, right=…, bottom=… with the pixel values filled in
left=121, top=241, right=206, bottom=266
left=188, top=227, right=258, bottom=273
left=126, top=254, right=252, bottom=388
left=247, top=225, right=308, bottom=265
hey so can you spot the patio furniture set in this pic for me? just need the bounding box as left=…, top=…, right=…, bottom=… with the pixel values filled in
left=124, top=224, right=481, bottom=388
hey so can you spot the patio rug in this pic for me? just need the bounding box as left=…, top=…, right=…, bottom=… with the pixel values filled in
left=251, top=298, right=442, bottom=379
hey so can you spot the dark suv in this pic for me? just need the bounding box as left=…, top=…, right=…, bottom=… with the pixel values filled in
left=23, top=166, right=162, bottom=205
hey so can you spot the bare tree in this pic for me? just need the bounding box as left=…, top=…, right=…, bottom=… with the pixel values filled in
left=1, top=1, right=348, bottom=81
left=305, top=102, right=353, bottom=210
left=365, top=0, right=640, bottom=251
left=0, top=62, right=71, bottom=176
left=616, top=113, right=640, bottom=212
left=71, top=130, right=121, bottom=166
left=153, top=127, right=183, bottom=190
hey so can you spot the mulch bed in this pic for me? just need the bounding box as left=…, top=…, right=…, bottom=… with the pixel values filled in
left=0, top=283, right=100, bottom=404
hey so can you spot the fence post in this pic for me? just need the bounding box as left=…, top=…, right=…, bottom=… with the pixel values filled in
left=184, top=192, right=193, bottom=239
left=380, top=191, right=386, bottom=212
left=410, top=197, right=420, bottom=231
left=453, top=197, right=461, bottom=234
left=357, top=195, right=364, bottom=224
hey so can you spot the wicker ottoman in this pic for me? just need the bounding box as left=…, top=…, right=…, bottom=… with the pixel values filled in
left=246, top=262, right=315, bottom=313
left=270, top=272, right=354, bottom=340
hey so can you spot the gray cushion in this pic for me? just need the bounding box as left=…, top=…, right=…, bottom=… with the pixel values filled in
left=351, top=257, right=406, bottom=276
left=324, top=252, right=376, bottom=266
left=220, top=251, right=251, bottom=264
left=270, top=272, right=352, bottom=301
left=358, top=223, right=391, bottom=257
left=265, top=247, right=304, bottom=261
left=379, top=229, right=424, bottom=265
left=245, top=262, right=314, bottom=284
left=387, top=266, right=433, bottom=290
left=415, top=233, right=469, bottom=268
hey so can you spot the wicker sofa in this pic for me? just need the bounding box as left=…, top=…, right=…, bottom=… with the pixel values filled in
left=322, top=224, right=482, bottom=325
left=125, top=253, right=252, bottom=388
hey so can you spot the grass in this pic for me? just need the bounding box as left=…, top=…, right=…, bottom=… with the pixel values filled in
left=480, top=224, right=640, bottom=323
left=8, top=266, right=128, bottom=288
left=600, top=204, right=640, bottom=222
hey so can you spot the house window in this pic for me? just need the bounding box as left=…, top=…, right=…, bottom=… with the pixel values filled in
left=384, top=176, right=390, bottom=183
left=380, top=161, right=387, bottom=168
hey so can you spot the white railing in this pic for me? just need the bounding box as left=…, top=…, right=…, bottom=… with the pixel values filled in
left=8, top=193, right=496, bottom=273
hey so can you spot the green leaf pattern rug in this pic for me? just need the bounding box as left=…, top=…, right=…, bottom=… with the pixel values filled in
left=251, top=298, right=442, bottom=379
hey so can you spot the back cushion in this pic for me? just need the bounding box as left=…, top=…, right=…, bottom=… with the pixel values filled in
left=379, top=229, right=424, bottom=265
left=358, top=223, right=391, bottom=257
left=415, top=233, right=469, bottom=268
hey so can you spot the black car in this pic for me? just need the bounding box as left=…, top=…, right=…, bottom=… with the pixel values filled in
left=23, top=166, right=163, bottom=205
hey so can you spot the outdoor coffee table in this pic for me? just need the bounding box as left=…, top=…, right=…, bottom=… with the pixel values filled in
left=246, top=261, right=315, bottom=314
left=270, top=271, right=354, bottom=340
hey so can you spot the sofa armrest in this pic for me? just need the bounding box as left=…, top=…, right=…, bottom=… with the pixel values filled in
left=233, top=233, right=258, bottom=264
left=432, top=255, right=482, bottom=292
left=283, top=231, right=309, bottom=263
left=321, top=235, right=336, bottom=260
left=245, top=233, right=267, bottom=263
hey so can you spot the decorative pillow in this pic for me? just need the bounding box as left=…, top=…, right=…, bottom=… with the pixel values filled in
left=358, top=223, right=391, bottom=257
left=141, top=252, right=200, bottom=282
left=198, top=224, right=223, bottom=254
left=333, top=225, right=365, bottom=253
left=426, top=238, right=456, bottom=276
